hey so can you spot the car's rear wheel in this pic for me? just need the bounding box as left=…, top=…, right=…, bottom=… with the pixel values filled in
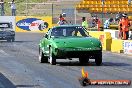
left=12, top=37, right=15, bottom=42
left=95, top=52, right=102, bottom=66
left=49, top=47, right=56, bottom=65
left=7, top=39, right=12, bottom=42
left=79, top=58, right=89, bottom=64
left=39, top=47, right=48, bottom=63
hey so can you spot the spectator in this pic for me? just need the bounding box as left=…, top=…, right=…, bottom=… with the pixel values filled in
left=119, top=14, right=130, bottom=40
left=81, top=17, right=88, bottom=29
left=0, top=0, right=4, bottom=16
left=128, top=0, right=131, bottom=6
left=129, top=31, right=132, bottom=40
left=57, top=14, right=68, bottom=25
left=115, top=12, right=122, bottom=22
left=104, top=18, right=113, bottom=29
left=9, top=0, right=16, bottom=16
left=118, top=18, right=123, bottom=39
left=91, top=17, right=96, bottom=27
left=95, top=18, right=101, bottom=31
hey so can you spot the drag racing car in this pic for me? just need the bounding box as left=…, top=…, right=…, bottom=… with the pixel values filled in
left=39, top=25, right=102, bottom=65
left=0, top=22, right=15, bottom=42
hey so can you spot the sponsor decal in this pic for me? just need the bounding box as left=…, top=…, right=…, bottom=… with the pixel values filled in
left=16, top=18, right=48, bottom=31
left=123, top=41, right=132, bottom=54
left=79, top=67, right=131, bottom=86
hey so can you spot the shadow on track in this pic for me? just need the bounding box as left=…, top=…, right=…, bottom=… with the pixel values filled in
left=16, top=85, right=40, bottom=87
left=12, top=41, right=34, bottom=43
left=0, top=41, right=33, bottom=43
left=57, top=61, right=90, bottom=66
left=102, top=62, right=131, bottom=66
left=56, top=61, right=130, bottom=66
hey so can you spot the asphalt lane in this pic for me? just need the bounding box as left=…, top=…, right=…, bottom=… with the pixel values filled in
left=0, top=33, right=132, bottom=88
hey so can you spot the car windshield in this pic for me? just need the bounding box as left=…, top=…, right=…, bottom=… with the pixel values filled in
left=51, top=26, right=89, bottom=37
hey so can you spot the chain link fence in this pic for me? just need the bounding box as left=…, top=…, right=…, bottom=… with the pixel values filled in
left=1, top=1, right=132, bottom=26
left=23, top=3, right=78, bottom=24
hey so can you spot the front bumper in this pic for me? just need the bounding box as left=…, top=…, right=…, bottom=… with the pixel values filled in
left=54, top=48, right=102, bottom=58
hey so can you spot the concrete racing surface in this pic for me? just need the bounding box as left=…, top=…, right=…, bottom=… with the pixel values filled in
left=0, top=33, right=132, bottom=88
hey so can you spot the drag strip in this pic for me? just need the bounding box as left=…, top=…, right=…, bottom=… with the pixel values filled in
left=0, top=33, right=131, bottom=88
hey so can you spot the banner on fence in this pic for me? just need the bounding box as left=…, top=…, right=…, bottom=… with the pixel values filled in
left=15, top=16, right=52, bottom=32
left=123, top=41, right=132, bottom=55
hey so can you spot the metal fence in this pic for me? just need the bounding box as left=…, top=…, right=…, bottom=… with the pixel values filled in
left=1, top=1, right=132, bottom=25
left=25, top=3, right=77, bottom=24
left=20, top=3, right=130, bottom=25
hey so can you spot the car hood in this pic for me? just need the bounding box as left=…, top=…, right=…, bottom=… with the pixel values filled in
left=52, top=37, right=101, bottom=48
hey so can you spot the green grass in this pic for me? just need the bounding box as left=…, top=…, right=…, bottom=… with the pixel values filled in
left=4, top=0, right=47, bottom=16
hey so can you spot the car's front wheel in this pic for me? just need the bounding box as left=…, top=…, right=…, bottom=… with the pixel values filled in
left=95, top=52, right=102, bottom=66
left=39, top=47, right=48, bottom=63
left=49, top=47, right=56, bottom=65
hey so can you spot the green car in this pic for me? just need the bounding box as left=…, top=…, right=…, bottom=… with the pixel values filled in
left=39, top=25, right=102, bottom=65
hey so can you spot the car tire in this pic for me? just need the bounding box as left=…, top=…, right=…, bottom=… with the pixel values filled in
left=79, top=58, right=89, bottom=64
left=39, top=47, right=48, bottom=63
left=12, top=37, right=15, bottom=42
left=95, top=52, right=102, bottom=66
left=49, top=47, right=56, bottom=65
left=7, top=39, right=12, bottom=42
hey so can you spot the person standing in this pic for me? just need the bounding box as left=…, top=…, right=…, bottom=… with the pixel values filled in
left=95, top=18, right=101, bottom=31
left=104, top=18, right=113, bottom=29
left=9, top=0, right=16, bottom=16
left=118, top=18, right=123, bottom=39
left=57, top=14, right=68, bottom=25
left=0, top=0, right=4, bottom=16
left=82, top=17, right=88, bottom=29
left=119, top=14, right=130, bottom=40
left=128, top=0, right=131, bottom=6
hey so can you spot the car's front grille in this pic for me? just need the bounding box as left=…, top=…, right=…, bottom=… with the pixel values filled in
left=67, top=51, right=101, bottom=57
left=57, top=50, right=101, bottom=58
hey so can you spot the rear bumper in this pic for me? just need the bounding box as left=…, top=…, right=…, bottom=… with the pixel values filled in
left=0, top=36, right=14, bottom=40
left=0, top=34, right=15, bottom=40
left=55, top=48, right=102, bottom=58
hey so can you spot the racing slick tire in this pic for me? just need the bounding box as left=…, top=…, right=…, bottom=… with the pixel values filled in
left=95, top=52, right=102, bottom=66
left=12, top=37, right=15, bottom=42
left=7, top=38, right=12, bottom=42
left=39, top=47, right=48, bottom=63
left=49, top=47, right=56, bottom=65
